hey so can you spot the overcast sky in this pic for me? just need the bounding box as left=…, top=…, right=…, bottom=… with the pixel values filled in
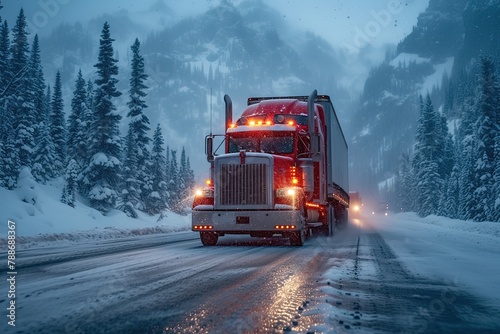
left=1, top=0, right=429, bottom=89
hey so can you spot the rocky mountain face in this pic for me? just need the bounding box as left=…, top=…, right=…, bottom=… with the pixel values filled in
left=397, top=0, right=467, bottom=60
left=349, top=0, right=500, bottom=200
left=454, top=0, right=500, bottom=76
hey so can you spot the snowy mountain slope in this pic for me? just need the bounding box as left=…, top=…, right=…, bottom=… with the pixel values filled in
left=30, top=0, right=355, bottom=181
left=348, top=0, right=499, bottom=199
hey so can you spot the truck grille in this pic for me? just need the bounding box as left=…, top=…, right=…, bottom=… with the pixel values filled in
left=218, top=163, right=268, bottom=206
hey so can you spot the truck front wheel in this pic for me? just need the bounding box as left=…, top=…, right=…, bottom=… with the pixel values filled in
left=200, top=232, right=218, bottom=246
left=289, top=229, right=305, bottom=246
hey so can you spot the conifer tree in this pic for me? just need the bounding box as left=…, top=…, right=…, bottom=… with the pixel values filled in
left=0, top=20, right=10, bottom=96
left=67, top=69, right=88, bottom=168
left=471, top=56, right=499, bottom=221
left=30, top=34, right=45, bottom=131
left=29, top=34, right=56, bottom=183
left=179, top=147, right=187, bottom=195
left=186, top=157, right=195, bottom=192
left=0, top=18, right=12, bottom=187
left=395, top=152, right=415, bottom=212
left=11, top=9, right=34, bottom=169
left=82, top=79, right=94, bottom=163
left=50, top=70, right=67, bottom=175
left=120, top=126, right=140, bottom=217
left=0, top=106, right=18, bottom=188
left=493, top=134, right=500, bottom=221
left=32, top=111, right=57, bottom=183
left=413, top=95, right=443, bottom=216
left=146, top=124, right=168, bottom=214
left=81, top=22, right=122, bottom=213
left=458, top=141, right=477, bottom=220
left=442, top=142, right=461, bottom=219
left=124, top=37, right=151, bottom=208
left=178, top=147, right=195, bottom=209
left=167, top=149, right=180, bottom=211
left=165, top=145, right=170, bottom=183
left=61, top=159, right=78, bottom=207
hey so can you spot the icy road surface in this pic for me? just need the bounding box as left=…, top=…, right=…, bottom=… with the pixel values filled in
left=1, top=215, right=499, bottom=333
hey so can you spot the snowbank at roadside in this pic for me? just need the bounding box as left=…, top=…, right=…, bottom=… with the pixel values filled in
left=0, top=181, right=191, bottom=248
left=360, top=212, right=500, bottom=306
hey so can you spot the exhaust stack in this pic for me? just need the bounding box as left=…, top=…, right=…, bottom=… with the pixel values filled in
left=224, top=94, right=232, bottom=133
left=308, top=89, right=319, bottom=159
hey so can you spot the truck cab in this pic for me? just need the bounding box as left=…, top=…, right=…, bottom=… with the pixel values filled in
left=192, top=90, right=349, bottom=246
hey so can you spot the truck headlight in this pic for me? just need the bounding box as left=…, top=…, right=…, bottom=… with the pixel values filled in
left=195, top=188, right=214, bottom=198
left=276, top=188, right=296, bottom=197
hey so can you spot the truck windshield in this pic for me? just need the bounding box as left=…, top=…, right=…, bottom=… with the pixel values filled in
left=229, top=135, right=293, bottom=154
left=229, top=137, right=258, bottom=152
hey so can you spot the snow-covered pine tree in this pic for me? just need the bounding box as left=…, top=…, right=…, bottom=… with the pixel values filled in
left=32, top=92, right=57, bottom=183
left=179, top=147, right=188, bottom=201
left=167, top=149, right=180, bottom=211
left=0, top=19, right=10, bottom=98
left=124, top=37, right=151, bottom=210
left=413, top=95, right=443, bottom=216
left=81, top=22, right=122, bottom=213
left=10, top=9, right=35, bottom=169
left=50, top=70, right=67, bottom=176
left=145, top=124, right=168, bottom=214
left=418, top=159, right=442, bottom=217
left=395, top=152, right=415, bottom=212
left=442, top=141, right=461, bottom=219
left=165, top=145, right=170, bottom=181
left=29, top=35, right=45, bottom=135
left=458, top=139, right=477, bottom=220
left=494, top=133, right=500, bottom=222
left=472, top=151, right=493, bottom=221
left=177, top=147, right=195, bottom=210
left=0, top=106, right=18, bottom=189
left=120, top=126, right=140, bottom=218
left=436, top=112, right=454, bottom=179
left=30, top=35, right=57, bottom=183
left=83, top=79, right=94, bottom=161
left=471, top=56, right=499, bottom=221
left=0, top=18, right=12, bottom=188
left=61, top=159, right=78, bottom=207
left=185, top=156, right=195, bottom=197
left=67, top=69, right=89, bottom=168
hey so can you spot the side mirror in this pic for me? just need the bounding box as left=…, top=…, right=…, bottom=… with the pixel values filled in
left=206, top=136, right=214, bottom=162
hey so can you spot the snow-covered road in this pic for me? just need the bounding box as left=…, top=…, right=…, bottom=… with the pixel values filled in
left=1, top=213, right=499, bottom=333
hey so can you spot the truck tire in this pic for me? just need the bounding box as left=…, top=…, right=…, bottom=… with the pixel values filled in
left=200, top=232, right=218, bottom=246
left=336, top=208, right=348, bottom=231
left=289, top=229, right=305, bottom=246
left=328, top=205, right=336, bottom=236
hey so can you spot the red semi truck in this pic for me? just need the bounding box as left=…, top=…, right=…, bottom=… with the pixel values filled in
left=192, top=90, right=349, bottom=246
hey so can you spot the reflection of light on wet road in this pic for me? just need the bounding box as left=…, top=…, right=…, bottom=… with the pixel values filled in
left=260, top=268, right=304, bottom=331
left=163, top=253, right=325, bottom=333
left=257, top=256, right=325, bottom=333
